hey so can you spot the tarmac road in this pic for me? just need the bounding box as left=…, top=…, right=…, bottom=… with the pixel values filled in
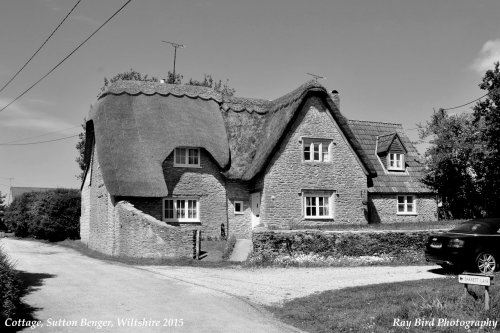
left=0, top=238, right=301, bottom=333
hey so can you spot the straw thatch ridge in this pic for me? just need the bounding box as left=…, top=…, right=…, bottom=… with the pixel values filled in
left=348, top=120, right=432, bottom=193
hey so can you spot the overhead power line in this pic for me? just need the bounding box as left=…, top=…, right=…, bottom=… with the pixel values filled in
left=0, top=0, right=132, bottom=113
left=0, top=125, right=80, bottom=145
left=0, top=134, right=79, bottom=146
left=0, top=0, right=82, bottom=94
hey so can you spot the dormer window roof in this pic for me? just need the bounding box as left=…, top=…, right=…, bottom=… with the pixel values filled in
left=376, top=133, right=408, bottom=172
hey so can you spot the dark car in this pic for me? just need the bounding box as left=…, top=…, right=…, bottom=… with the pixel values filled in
left=425, top=218, right=500, bottom=273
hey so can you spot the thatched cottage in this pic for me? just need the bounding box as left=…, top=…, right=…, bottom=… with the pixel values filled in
left=80, top=80, right=436, bottom=258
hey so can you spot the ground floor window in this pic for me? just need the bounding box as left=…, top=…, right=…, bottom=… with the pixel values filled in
left=303, top=192, right=334, bottom=219
left=397, top=195, right=416, bottom=214
left=163, top=198, right=199, bottom=222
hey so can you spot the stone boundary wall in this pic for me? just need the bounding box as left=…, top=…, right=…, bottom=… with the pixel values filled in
left=114, top=201, right=199, bottom=258
left=252, top=229, right=440, bottom=257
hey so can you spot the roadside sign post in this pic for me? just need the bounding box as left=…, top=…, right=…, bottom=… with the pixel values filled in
left=458, top=273, right=494, bottom=310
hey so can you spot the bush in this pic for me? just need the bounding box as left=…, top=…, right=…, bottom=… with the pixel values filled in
left=0, top=246, right=21, bottom=321
left=5, top=189, right=81, bottom=242
left=251, top=230, right=434, bottom=266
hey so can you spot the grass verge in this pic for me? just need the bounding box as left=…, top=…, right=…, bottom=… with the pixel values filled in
left=268, top=273, right=500, bottom=332
left=56, top=239, right=238, bottom=268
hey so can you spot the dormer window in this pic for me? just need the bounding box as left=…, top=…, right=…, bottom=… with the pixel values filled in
left=174, top=147, right=200, bottom=167
left=388, top=153, right=404, bottom=171
left=303, top=138, right=331, bottom=162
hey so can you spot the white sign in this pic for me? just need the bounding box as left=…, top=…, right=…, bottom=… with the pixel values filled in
left=458, top=274, right=492, bottom=286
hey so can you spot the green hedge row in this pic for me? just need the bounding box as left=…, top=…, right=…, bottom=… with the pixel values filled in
left=0, top=247, right=21, bottom=321
left=4, top=189, right=81, bottom=242
left=252, top=230, right=434, bottom=257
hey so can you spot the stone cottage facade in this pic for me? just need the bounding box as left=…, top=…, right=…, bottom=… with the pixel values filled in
left=80, top=80, right=436, bottom=258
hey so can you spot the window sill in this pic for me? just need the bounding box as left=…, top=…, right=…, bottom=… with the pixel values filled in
left=303, top=217, right=335, bottom=220
left=164, top=220, right=201, bottom=224
left=234, top=212, right=244, bottom=215
left=173, top=165, right=202, bottom=169
left=396, top=213, right=418, bottom=216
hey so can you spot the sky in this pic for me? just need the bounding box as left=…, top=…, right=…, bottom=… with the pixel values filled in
left=1, top=0, right=499, bottom=203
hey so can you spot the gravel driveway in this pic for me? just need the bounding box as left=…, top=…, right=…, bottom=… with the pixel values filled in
left=142, top=264, right=445, bottom=306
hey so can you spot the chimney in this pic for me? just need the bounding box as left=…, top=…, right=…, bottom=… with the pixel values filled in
left=330, top=90, right=340, bottom=109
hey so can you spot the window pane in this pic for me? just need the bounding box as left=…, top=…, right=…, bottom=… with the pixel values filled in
left=322, top=144, right=329, bottom=162
left=176, top=148, right=186, bottom=164
left=406, top=196, right=413, bottom=204
left=397, top=196, right=405, bottom=204
left=188, top=200, right=197, bottom=219
left=398, top=203, right=405, bottom=212
left=188, top=149, right=199, bottom=165
left=306, top=207, right=311, bottom=216
left=176, top=200, right=185, bottom=218
left=304, top=144, right=310, bottom=160
left=313, top=143, right=320, bottom=161
left=407, top=204, right=414, bottom=212
left=165, top=200, right=173, bottom=219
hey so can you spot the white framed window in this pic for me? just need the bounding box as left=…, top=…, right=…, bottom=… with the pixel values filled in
left=234, top=201, right=244, bottom=215
left=174, top=147, right=200, bottom=167
left=397, top=195, right=416, bottom=214
left=303, top=139, right=331, bottom=162
left=303, top=192, right=334, bottom=219
left=388, top=153, right=404, bottom=171
left=163, top=198, right=200, bottom=222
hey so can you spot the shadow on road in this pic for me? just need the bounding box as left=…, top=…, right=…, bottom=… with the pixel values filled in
left=2, top=271, right=56, bottom=332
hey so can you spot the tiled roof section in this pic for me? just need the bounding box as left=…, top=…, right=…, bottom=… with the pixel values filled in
left=348, top=120, right=433, bottom=193
left=376, top=133, right=396, bottom=153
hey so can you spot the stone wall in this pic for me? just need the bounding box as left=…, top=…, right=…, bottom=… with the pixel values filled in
left=257, top=96, right=368, bottom=229
left=87, top=151, right=117, bottom=255
left=79, top=161, right=91, bottom=245
left=369, top=193, right=437, bottom=223
left=162, top=149, right=228, bottom=240
left=226, top=181, right=252, bottom=239
left=115, top=201, right=198, bottom=258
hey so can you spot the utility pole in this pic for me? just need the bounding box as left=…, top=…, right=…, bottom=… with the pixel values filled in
left=306, top=73, right=326, bottom=82
left=162, top=41, right=185, bottom=82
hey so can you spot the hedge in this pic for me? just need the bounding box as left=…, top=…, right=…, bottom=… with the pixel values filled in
left=4, top=189, right=81, bottom=242
left=0, top=246, right=21, bottom=321
left=252, top=230, right=434, bottom=257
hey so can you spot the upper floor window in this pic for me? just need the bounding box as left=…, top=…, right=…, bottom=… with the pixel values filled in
left=388, top=153, right=404, bottom=171
left=174, top=147, right=200, bottom=167
left=163, top=198, right=199, bottom=222
left=303, top=139, right=331, bottom=162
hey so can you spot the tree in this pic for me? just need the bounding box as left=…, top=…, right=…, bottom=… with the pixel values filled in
left=0, top=191, right=6, bottom=231
left=76, top=69, right=236, bottom=179
left=472, top=61, right=500, bottom=215
left=418, top=109, right=483, bottom=218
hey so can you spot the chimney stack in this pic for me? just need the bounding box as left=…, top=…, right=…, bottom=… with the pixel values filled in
left=330, top=90, right=340, bottom=109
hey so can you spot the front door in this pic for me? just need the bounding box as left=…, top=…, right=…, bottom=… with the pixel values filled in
left=251, top=192, right=261, bottom=228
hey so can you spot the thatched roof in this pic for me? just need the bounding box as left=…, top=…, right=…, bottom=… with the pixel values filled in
left=86, top=80, right=377, bottom=197
left=348, top=120, right=433, bottom=193
left=89, top=83, right=229, bottom=197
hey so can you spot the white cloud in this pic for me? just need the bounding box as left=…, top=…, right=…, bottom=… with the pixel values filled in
left=471, top=39, right=500, bottom=73
left=0, top=98, right=75, bottom=132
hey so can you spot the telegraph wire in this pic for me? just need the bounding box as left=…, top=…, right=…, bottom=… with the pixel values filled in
left=0, top=134, right=79, bottom=146
left=0, top=125, right=80, bottom=145
left=0, top=0, right=82, bottom=94
left=0, top=0, right=133, bottom=113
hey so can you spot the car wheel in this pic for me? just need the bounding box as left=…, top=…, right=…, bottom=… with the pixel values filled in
left=476, top=252, right=497, bottom=274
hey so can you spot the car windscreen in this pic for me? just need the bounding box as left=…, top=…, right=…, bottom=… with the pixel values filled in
left=450, top=223, right=493, bottom=234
